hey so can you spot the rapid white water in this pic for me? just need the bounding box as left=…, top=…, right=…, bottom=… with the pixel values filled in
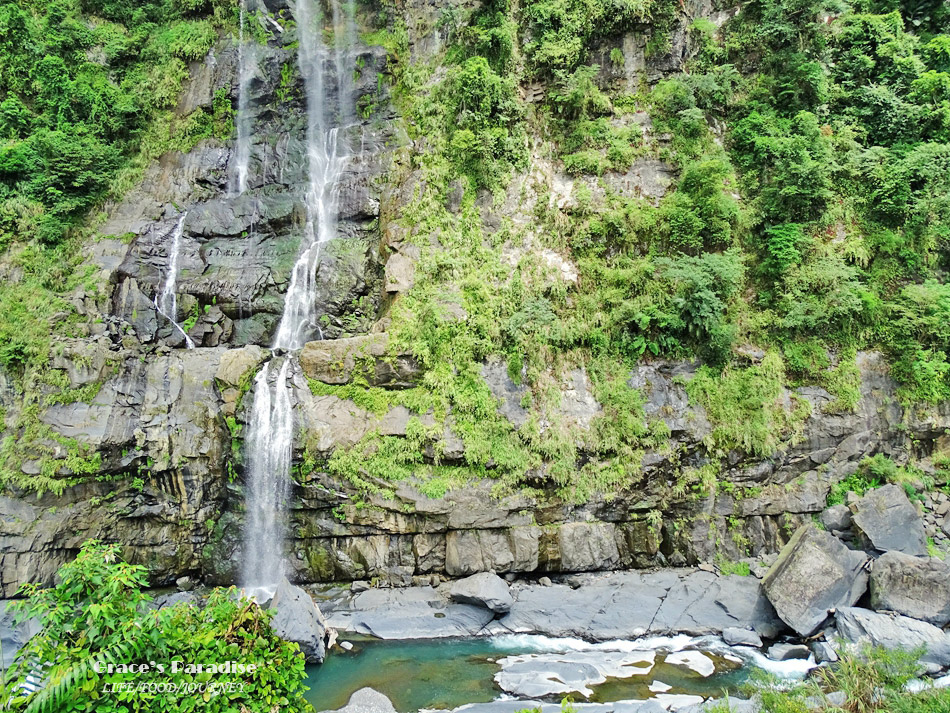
left=242, top=0, right=354, bottom=592
left=229, top=0, right=255, bottom=197
left=154, top=212, right=196, bottom=349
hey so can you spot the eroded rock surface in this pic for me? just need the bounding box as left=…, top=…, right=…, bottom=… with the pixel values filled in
left=836, top=606, right=950, bottom=673
left=323, top=569, right=784, bottom=641
left=444, top=572, right=513, bottom=614
left=267, top=578, right=328, bottom=663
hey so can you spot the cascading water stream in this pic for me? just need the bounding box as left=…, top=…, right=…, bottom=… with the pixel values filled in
left=154, top=212, right=195, bottom=349
left=229, top=0, right=256, bottom=197
left=242, top=0, right=354, bottom=594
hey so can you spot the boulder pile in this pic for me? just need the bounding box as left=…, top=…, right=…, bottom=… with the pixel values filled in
left=760, top=483, right=950, bottom=672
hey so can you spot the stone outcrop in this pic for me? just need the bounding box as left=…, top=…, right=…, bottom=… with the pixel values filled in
left=0, top=348, right=229, bottom=597
left=100, top=31, right=392, bottom=349
left=299, top=334, right=421, bottom=388
left=319, top=688, right=397, bottom=713
left=722, top=627, right=763, bottom=648
left=1, top=600, right=38, bottom=667
left=4, top=0, right=950, bottom=607
left=761, top=524, right=869, bottom=636
left=820, top=504, right=852, bottom=532
left=850, top=484, right=928, bottom=555
left=322, top=569, right=784, bottom=642
left=870, top=550, right=950, bottom=626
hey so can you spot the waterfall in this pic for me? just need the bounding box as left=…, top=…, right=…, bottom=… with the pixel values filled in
left=154, top=212, right=196, bottom=349
left=229, top=0, right=255, bottom=196
left=241, top=359, right=294, bottom=589
left=242, top=0, right=355, bottom=593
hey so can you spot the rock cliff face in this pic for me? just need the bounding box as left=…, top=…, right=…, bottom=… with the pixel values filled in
left=2, top=0, right=950, bottom=597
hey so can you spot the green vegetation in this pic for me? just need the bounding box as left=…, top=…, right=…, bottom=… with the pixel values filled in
left=826, top=454, right=930, bottom=506
left=325, top=0, right=950, bottom=505
left=3, top=0, right=950, bottom=505
left=687, top=352, right=811, bottom=457
left=0, top=0, right=233, bottom=249
left=3, top=541, right=310, bottom=712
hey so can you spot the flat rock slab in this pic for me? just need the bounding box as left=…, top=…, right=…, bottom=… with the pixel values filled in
left=324, top=569, right=784, bottom=641
left=870, top=550, right=950, bottom=626
left=495, top=650, right=656, bottom=697
left=836, top=606, right=950, bottom=673
left=851, top=484, right=927, bottom=555
left=345, top=587, right=495, bottom=639
left=494, top=570, right=783, bottom=641
left=446, top=700, right=737, bottom=713
left=762, top=524, right=868, bottom=636
left=448, top=702, right=668, bottom=713
left=665, top=651, right=715, bottom=677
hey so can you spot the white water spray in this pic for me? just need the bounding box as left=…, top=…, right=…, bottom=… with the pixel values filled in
left=155, top=213, right=195, bottom=349
left=242, top=0, right=355, bottom=592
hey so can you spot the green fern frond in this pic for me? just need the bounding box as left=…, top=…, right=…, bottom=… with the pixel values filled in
left=25, top=638, right=141, bottom=713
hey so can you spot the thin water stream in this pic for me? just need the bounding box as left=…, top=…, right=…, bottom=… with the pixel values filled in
left=229, top=0, right=256, bottom=197
left=154, top=212, right=195, bottom=349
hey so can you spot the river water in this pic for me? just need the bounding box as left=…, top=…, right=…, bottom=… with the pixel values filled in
left=303, top=635, right=808, bottom=712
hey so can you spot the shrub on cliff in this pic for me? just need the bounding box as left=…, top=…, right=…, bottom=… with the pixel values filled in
left=2, top=541, right=310, bottom=713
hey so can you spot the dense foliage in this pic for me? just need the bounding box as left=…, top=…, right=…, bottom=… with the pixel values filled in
left=2, top=542, right=311, bottom=712
left=316, top=0, right=950, bottom=506
left=0, top=0, right=231, bottom=248
left=1, top=0, right=949, bottom=504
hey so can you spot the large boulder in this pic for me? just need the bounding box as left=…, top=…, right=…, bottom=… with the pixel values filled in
left=836, top=607, right=950, bottom=673
left=215, top=345, right=267, bottom=387
left=319, top=688, right=396, bottom=713
left=762, top=524, right=869, bottom=636
left=820, top=504, right=852, bottom=532
left=444, top=572, right=513, bottom=614
left=267, top=578, right=328, bottom=663
left=722, top=627, right=763, bottom=648
left=850, top=485, right=928, bottom=556
left=870, top=550, right=950, bottom=626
